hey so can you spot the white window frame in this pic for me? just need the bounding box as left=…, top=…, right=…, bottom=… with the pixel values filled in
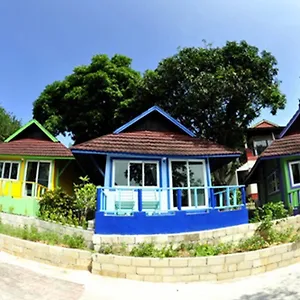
left=267, top=170, right=280, bottom=195
left=289, top=161, right=300, bottom=188
left=0, top=161, right=21, bottom=181
left=112, top=160, right=159, bottom=188
left=23, top=160, right=53, bottom=197
left=169, top=159, right=208, bottom=209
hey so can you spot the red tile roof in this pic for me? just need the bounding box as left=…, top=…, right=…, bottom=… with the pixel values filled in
left=0, top=138, right=73, bottom=157
left=260, top=133, right=300, bottom=157
left=72, top=131, right=240, bottom=156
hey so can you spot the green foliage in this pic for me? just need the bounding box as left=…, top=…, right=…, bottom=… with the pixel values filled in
left=8, top=206, right=14, bottom=214
left=251, top=202, right=289, bottom=223
left=33, top=54, right=142, bottom=144
left=38, top=187, right=78, bottom=225
left=0, top=222, right=86, bottom=249
left=0, top=106, right=21, bottom=142
left=73, top=176, right=96, bottom=222
left=39, top=178, right=96, bottom=228
left=99, top=220, right=298, bottom=258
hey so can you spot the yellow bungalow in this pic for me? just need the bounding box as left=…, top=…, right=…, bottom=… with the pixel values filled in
left=0, top=119, right=76, bottom=216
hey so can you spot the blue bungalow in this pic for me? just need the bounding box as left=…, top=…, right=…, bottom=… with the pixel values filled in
left=71, top=106, right=248, bottom=235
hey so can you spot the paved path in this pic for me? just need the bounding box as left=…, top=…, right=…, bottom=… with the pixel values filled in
left=1, top=251, right=300, bottom=300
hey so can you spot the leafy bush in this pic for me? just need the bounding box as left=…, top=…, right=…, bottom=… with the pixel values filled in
left=38, top=176, right=96, bottom=228
left=0, top=222, right=86, bottom=249
left=38, top=188, right=78, bottom=225
left=73, top=176, right=96, bottom=222
left=98, top=219, right=299, bottom=258
left=251, top=202, right=289, bottom=223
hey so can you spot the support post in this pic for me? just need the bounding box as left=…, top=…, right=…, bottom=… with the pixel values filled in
left=241, top=186, right=246, bottom=207
left=138, top=189, right=143, bottom=212
left=177, top=189, right=182, bottom=211
left=97, top=188, right=102, bottom=211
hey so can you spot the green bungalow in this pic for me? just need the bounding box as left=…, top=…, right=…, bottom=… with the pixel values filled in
left=246, top=104, right=300, bottom=209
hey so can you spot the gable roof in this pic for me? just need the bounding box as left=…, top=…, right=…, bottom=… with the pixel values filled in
left=0, top=138, right=73, bottom=158
left=5, top=119, right=58, bottom=143
left=113, top=106, right=196, bottom=137
left=72, top=130, right=240, bottom=157
left=279, top=107, right=300, bottom=138
left=250, top=119, right=280, bottom=129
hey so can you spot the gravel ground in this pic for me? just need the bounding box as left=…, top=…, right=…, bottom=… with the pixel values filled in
left=0, top=251, right=299, bottom=300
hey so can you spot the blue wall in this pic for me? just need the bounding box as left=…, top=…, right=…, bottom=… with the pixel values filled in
left=94, top=208, right=248, bottom=235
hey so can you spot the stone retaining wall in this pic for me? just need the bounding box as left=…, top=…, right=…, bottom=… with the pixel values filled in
left=0, top=212, right=93, bottom=249
left=93, top=215, right=300, bottom=250
left=92, top=242, right=300, bottom=282
left=0, top=234, right=92, bottom=270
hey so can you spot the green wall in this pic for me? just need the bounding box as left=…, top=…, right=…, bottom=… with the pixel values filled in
left=281, top=155, right=300, bottom=207
left=0, top=196, right=39, bottom=216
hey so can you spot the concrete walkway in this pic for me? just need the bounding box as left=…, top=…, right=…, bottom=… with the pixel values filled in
left=1, top=251, right=300, bottom=300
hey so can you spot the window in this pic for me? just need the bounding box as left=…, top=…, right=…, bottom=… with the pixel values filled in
left=113, top=160, right=158, bottom=187
left=0, top=161, right=20, bottom=180
left=289, top=161, right=300, bottom=187
left=267, top=171, right=280, bottom=195
left=253, top=140, right=273, bottom=156
left=170, top=160, right=207, bottom=208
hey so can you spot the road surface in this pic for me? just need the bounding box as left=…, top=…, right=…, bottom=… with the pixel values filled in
left=0, top=251, right=299, bottom=300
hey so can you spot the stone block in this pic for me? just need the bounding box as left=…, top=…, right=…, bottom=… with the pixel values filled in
left=244, top=251, right=260, bottom=261
left=150, top=258, right=170, bottom=267
left=114, top=256, right=132, bottom=266
left=208, top=265, right=226, bottom=274
left=217, top=271, right=235, bottom=281
left=234, top=269, right=251, bottom=278
left=274, top=245, right=288, bottom=255
left=192, top=266, right=210, bottom=275
left=100, top=270, right=119, bottom=278
left=79, top=250, right=92, bottom=260
left=63, top=249, right=79, bottom=259
left=119, top=265, right=136, bottom=274
left=227, top=264, right=237, bottom=272
left=251, top=266, right=266, bottom=275
left=188, top=257, right=207, bottom=267
left=126, top=273, right=144, bottom=281
left=132, top=258, right=151, bottom=267
left=76, top=258, right=91, bottom=269
left=278, top=259, right=294, bottom=268
left=266, top=263, right=278, bottom=271
left=94, top=254, right=114, bottom=264
left=237, top=261, right=253, bottom=271
left=225, top=253, right=245, bottom=264
left=207, top=256, right=225, bottom=265
left=136, top=267, right=155, bottom=275
left=259, top=248, right=275, bottom=258
left=268, top=254, right=282, bottom=264
left=169, top=258, right=188, bottom=267
left=154, top=267, right=174, bottom=276
left=173, top=267, right=193, bottom=275
left=101, top=263, right=119, bottom=272
left=199, top=274, right=217, bottom=281
left=92, top=262, right=101, bottom=271
left=282, top=251, right=294, bottom=260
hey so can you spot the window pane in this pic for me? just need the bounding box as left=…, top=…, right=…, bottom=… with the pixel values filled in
left=10, top=163, right=19, bottom=180
left=38, top=162, right=50, bottom=187
left=129, top=163, right=142, bottom=186
left=292, top=163, right=300, bottom=185
left=254, top=140, right=268, bottom=156
left=3, top=163, right=11, bottom=179
left=0, top=162, right=3, bottom=178
left=114, top=160, right=129, bottom=186
left=189, top=162, right=205, bottom=187
left=171, top=161, right=188, bottom=207
left=144, top=163, right=157, bottom=186
left=26, top=162, right=38, bottom=182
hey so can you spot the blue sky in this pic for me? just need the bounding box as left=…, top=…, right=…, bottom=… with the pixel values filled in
left=0, top=0, right=300, bottom=145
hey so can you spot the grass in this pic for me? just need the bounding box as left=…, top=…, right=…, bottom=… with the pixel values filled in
left=0, top=218, right=86, bottom=250
left=98, top=221, right=300, bottom=258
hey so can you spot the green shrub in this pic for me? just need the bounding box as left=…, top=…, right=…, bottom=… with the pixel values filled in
left=251, top=202, right=289, bottom=223
left=0, top=222, right=86, bottom=249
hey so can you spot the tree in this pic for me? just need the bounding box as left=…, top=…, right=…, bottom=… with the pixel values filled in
left=33, top=54, right=142, bottom=144
left=0, top=106, right=21, bottom=141
left=139, top=41, right=286, bottom=150
left=138, top=41, right=286, bottom=184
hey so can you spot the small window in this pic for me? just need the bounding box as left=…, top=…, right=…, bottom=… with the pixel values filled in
left=0, top=161, right=20, bottom=180
left=113, top=160, right=158, bottom=187
left=267, top=171, right=280, bottom=195
left=290, top=161, right=300, bottom=186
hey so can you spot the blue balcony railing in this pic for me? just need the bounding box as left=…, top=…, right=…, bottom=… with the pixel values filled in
left=96, top=185, right=246, bottom=215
